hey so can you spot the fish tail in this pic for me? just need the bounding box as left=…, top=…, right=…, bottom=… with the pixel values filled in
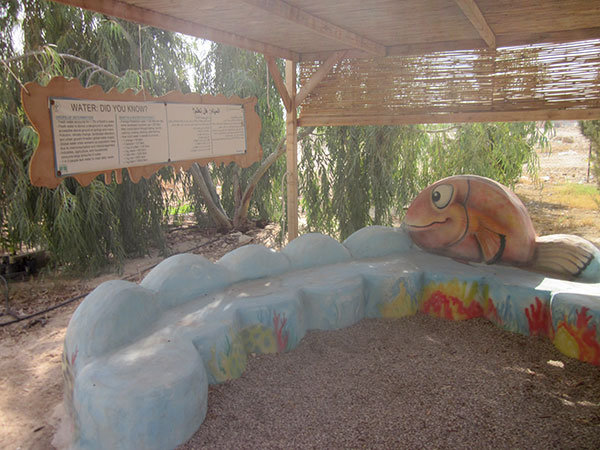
left=531, top=234, right=600, bottom=282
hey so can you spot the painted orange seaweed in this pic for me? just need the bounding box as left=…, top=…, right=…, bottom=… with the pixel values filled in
left=525, top=297, right=554, bottom=338
left=554, top=307, right=600, bottom=366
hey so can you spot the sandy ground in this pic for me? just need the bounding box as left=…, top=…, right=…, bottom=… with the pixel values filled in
left=1, top=121, right=599, bottom=449
left=179, top=316, right=600, bottom=450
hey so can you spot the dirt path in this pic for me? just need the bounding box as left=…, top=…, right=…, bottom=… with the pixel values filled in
left=1, top=121, right=598, bottom=449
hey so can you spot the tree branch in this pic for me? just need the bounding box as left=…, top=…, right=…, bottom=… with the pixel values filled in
left=233, top=126, right=315, bottom=227
left=424, top=125, right=462, bottom=134
left=2, top=49, right=119, bottom=80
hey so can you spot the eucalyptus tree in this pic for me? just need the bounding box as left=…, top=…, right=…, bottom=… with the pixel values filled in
left=190, top=43, right=291, bottom=230
left=0, top=0, right=198, bottom=271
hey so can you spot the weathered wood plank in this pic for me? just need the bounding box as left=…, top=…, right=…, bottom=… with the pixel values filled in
left=52, top=0, right=299, bottom=61
left=239, top=0, right=386, bottom=56
left=454, top=0, right=496, bottom=48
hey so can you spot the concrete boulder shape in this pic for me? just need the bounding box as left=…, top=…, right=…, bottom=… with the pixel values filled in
left=217, top=244, right=291, bottom=283
left=282, top=232, right=352, bottom=271
left=343, top=225, right=413, bottom=259
left=141, top=253, right=232, bottom=308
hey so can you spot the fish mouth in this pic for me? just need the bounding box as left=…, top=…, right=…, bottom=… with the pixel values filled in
left=404, top=218, right=449, bottom=229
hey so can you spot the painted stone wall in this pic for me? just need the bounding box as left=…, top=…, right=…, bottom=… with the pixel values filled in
left=61, top=226, right=600, bottom=449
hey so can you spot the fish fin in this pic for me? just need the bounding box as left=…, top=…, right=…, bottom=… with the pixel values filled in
left=474, top=228, right=506, bottom=264
left=531, top=235, right=597, bottom=281
left=468, top=209, right=508, bottom=263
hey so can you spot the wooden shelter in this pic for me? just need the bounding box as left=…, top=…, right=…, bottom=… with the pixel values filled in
left=51, top=0, right=600, bottom=239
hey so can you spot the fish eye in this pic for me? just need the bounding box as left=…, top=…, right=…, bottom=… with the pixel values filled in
left=431, top=184, right=454, bottom=209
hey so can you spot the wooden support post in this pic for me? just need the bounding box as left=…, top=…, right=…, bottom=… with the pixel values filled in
left=285, top=60, right=298, bottom=241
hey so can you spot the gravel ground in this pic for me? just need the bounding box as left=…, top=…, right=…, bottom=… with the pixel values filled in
left=179, top=314, right=600, bottom=450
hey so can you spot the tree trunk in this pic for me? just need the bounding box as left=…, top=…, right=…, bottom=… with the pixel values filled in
left=189, top=163, right=232, bottom=231
left=199, top=164, right=225, bottom=213
left=232, top=127, right=315, bottom=228
left=191, top=127, right=314, bottom=231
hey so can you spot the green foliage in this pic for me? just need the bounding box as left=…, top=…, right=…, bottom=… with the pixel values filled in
left=0, top=0, right=196, bottom=272
left=422, top=122, right=545, bottom=188
left=195, top=43, right=286, bottom=224
left=579, top=120, right=600, bottom=189
left=300, top=122, right=547, bottom=240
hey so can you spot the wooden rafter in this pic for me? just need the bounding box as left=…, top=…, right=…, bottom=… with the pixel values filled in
left=239, top=0, right=386, bottom=57
left=295, top=51, right=347, bottom=108
left=454, top=0, right=496, bottom=48
left=499, top=27, right=600, bottom=48
left=300, top=26, right=600, bottom=61
left=298, top=108, right=600, bottom=127
left=51, top=0, right=299, bottom=61
left=266, top=56, right=293, bottom=113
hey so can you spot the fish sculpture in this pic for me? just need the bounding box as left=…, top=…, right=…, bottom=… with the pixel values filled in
left=403, top=175, right=600, bottom=282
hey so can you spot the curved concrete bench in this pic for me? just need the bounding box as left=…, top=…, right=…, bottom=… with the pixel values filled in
left=61, top=226, right=600, bottom=449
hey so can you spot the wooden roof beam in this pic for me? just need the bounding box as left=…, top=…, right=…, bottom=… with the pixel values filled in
left=239, top=0, right=386, bottom=56
left=51, top=0, right=299, bottom=61
left=454, top=0, right=496, bottom=48
left=265, top=56, right=293, bottom=113
left=300, top=27, right=600, bottom=61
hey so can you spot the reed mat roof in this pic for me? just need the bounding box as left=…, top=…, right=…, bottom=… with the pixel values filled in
left=51, top=0, right=600, bottom=124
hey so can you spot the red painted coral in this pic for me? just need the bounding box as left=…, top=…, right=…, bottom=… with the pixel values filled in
left=422, top=290, right=484, bottom=320
left=273, top=311, right=289, bottom=352
left=525, top=297, right=554, bottom=338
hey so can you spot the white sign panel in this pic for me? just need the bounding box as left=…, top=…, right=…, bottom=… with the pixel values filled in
left=167, top=104, right=246, bottom=161
left=50, top=98, right=247, bottom=176
left=115, top=102, right=169, bottom=167
left=51, top=99, right=120, bottom=175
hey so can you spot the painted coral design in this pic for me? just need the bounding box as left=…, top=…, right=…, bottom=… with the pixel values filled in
left=553, top=307, right=600, bottom=366
left=207, top=311, right=290, bottom=382
left=273, top=311, right=289, bottom=352
left=422, top=289, right=483, bottom=320
left=207, top=331, right=247, bottom=383
left=525, top=297, right=554, bottom=338
left=419, top=279, right=498, bottom=322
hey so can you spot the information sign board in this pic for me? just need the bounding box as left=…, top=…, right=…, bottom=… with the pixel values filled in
left=50, top=98, right=246, bottom=176
left=22, top=77, right=262, bottom=188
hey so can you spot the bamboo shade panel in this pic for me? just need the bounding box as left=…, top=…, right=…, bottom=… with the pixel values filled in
left=298, top=40, right=600, bottom=125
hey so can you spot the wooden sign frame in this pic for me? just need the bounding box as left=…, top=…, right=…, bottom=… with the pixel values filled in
left=22, top=77, right=262, bottom=188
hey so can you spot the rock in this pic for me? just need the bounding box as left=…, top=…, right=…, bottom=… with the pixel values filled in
left=238, top=234, right=253, bottom=244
